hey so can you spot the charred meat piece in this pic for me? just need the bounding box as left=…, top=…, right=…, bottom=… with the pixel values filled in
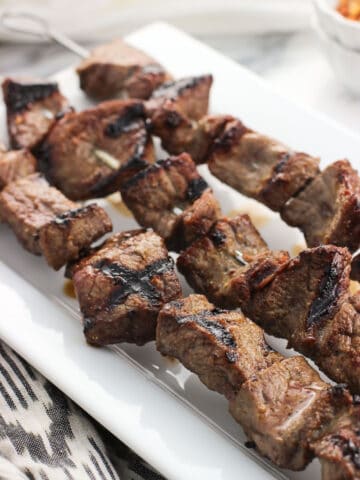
left=72, top=229, right=182, bottom=346
left=247, top=245, right=360, bottom=393
left=157, top=295, right=352, bottom=471
left=208, top=118, right=320, bottom=211
left=121, top=153, right=221, bottom=251
left=76, top=39, right=170, bottom=100
left=0, top=148, right=36, bottom=189
left=2, top=78, right=70, bottom=150
left=157, top=294, right=283, bottom=399
left=0, top=173, right=112, bottom=269
left=0, top=173, right=74, bottom=253
left=312, top=405, right=360, bottom=480
left=145, top=74, right=213, bottom=121
left=229, top=356, right=351, bottom=470
left=41, top=100, right=155, bottom=200
left=282, top=160, right=360, bottom=252
left=177, top=214, right=290, bottom=308
left=149, top=98, right=231, bottom=163
left=247, top=245, right=351, bottom=347
left=39, top=204, right=112, bottom=270
left=314, top=291, right=360, bottom=394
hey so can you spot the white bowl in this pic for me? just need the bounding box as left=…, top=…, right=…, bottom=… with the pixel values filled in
left=313, top=0, right=360, bottom=50
left=315, top=18, right=360, bottom=95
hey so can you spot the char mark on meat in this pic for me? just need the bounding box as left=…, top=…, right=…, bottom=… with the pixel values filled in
left=207, top=118, right=320, bottom=211
left=177, top=214, right=289, bottom=308
left=41, top=99, right=155, bottom=200
left=0, top=173, right=112, bottom=269
left=157, top=295, right=353, bottom=471
left=2, top=77, right=70, bottom=150
left=282, top=159, right=360, bottom=253
left=120, top=153, right=220, bottom=251
left=72, top=230, right=181, bottom=346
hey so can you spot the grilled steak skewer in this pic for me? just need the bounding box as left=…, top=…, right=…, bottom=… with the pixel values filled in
left=207, top=117, right=321, bottom=212
left=157, top=295, right=355, bottom=472
left=177, top=213, right=290, bottom=308
left=0, top=173, right=112, bottom=270
left=0, top=146, right=36, bottom=189
left=71, top=229, right=181, bottom=346
left=2, top=78, right=70, bottom=150
left=178, top=214, right=360, bottom=394
left=120, top=153, right=221, bottom=251
left=40, top=99, right=155, bottom=200
left=76, top=39, right=171, bottom=101
left=282, top=159, right=360, bottom=253
left=145, top=74, right=213, bottom=121
left=154, top=105, right=360, bottom=256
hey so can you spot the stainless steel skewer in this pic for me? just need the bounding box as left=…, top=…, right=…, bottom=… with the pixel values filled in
left=0, top=10, right=89, bottom=58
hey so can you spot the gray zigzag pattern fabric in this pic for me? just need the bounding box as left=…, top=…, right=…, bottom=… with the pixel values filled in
left=0, top=341, right=165, bottom=480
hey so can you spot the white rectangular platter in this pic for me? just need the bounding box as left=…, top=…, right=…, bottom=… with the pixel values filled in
left=1, top=22, right=360, bottom=480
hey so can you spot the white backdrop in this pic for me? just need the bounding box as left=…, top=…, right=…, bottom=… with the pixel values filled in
left=0, top=0, right=312, bottom=42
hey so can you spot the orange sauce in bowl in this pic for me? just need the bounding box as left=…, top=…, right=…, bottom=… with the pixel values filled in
left=337, top=0, right=360, bottom=20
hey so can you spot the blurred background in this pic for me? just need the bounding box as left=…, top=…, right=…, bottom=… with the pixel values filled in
left=0, top=0, right=359, bottom=135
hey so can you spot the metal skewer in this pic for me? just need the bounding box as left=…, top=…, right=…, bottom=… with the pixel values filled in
left=0, top=10, right=89, bottom=58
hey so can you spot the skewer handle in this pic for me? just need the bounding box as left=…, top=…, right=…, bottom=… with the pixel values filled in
left=0, top=11, right=89, bottom=59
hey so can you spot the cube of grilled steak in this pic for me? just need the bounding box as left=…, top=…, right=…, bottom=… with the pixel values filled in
left=72, top=230, right=182, bottom=346
left=145, top=75, right=213, bottom=121
left=282, top=160, right=360, bottom=252
left=149, top=100, right=231, bottom=163
left=156, top=294, right=283, bottom=399
left=0, top=173, right=112, bottom=269
left=177, top=214, right=290, bottom=308
left=2, top=78, right=70, bottom=150
left=314, top=292, right=360, bottom=394
left=312, top=405, right=360, bottom=480
left=247, top=245, right=360, bottom=392
left=247, top=245, right=351, bottom=349
left=208, top=119, right=320, bottom=211
left=229, top=356, right=352, bottom=471
left=39, top=204, right=112, bottom=270
left=0, top=173, right=75, bottom=253
left=0, top=148, right=36, bottom=189
left=121, top=153, right=221, bottom=251
left=41, top=100, right=155, bottom=200
left=352, top=253, right=360, bottom=282
left=76, top=39, right=170, bottom=100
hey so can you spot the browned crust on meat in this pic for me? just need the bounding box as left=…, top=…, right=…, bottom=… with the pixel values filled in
left=312, top=406, right=360, bottom=479
left=156, top=294, right=283, bottom=399
left=0, top=148, right=36, bottom=189
left=0, top=173, right=75, bottom=253
left=72, top=230, right=182, bottom=346
left=282, top=160, right=360, bottom=252
left=177, top=214, right=290, bottom=308
left=247, top=246, right=351, bottom=349
left=208, top=119, right=320, bottom=211
left=229, top=356, right=351, bottom=470
left=39, top=204, right=113, bottom=270
left=146, top=74, right=213, bottom=121
left=76, top=39, right=170, bottom=100
left=41, top=99, right=155, bottom=200
left=2, top=78, right=70, bottom=150
left=121, top=153, right=220, bottom=251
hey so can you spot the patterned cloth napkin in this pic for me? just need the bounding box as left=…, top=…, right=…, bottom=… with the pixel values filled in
left=0, top=341, right=165, bottom=480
